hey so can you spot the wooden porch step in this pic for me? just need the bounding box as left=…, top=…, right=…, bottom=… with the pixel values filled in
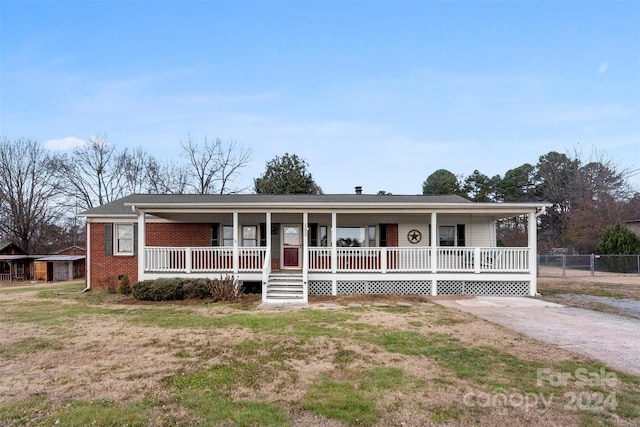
left=266, top=273, right=304, bottom=300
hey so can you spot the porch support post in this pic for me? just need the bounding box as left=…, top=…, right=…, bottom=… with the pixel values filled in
left=528, top=211, right=537, bottom=296
left=331, top=212, right=337, bottom=295
left=233, top=211, right=239, bottom=274
left=86, top=223, right=91, bottom=289
left=263, top=212, right=271, bottom=303
left=431, top=212, right=437, bottom=296
left=302, top=212, right=309, bottom=303
left=136, top=208, right=146, bottom=282
left=266, top=211, right=271, bottom=263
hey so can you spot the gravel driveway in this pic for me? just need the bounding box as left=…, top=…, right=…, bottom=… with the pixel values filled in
left=434, top=297, right=640, bottom=376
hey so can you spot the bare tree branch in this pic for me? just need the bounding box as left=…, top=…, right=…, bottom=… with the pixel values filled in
left=181, top=134, right=251, bottom=194
left=0, top=137, right=67, bottom=253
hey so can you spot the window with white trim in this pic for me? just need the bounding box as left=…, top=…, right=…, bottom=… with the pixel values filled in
left=336, top=227, right=368, bottom=247
left=223, top=226, right=234, bottom=246
left=115, top=224, right=134, bottom=254
left=242, top=225, right=257, bottom=247
left=439, top=226, right=455, bottom=247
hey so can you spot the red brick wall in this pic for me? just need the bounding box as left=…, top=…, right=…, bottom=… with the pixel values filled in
left=89, top=223, right=138, bottom=290
left=387, top=224, right=399, bottom=247
left=89, top=222, right=213, bottom=290
left=147, top=223, right=211, bottom=247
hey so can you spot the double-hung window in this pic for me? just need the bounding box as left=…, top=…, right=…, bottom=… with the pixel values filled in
left=115, top=224, right=134, bottom=254
left=222, top=226, right=234, bottom=246
left=242, top=226, right=257, bottom=247
left=439, top=226, right=455, bottom=247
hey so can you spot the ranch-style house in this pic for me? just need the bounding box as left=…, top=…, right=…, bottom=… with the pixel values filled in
left=79, top=192, right=550, bottom=303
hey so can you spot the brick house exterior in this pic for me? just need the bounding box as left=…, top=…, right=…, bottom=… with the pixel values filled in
left=80, top=193, right=550, bottom=302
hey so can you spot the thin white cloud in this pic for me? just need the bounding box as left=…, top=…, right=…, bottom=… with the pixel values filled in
left=44, top=136, right=85, bottom=150
left=598, top=62, right=609, bottom=74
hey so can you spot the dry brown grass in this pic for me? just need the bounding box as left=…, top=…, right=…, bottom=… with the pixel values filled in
left=538, top=274, right=640, bottom=299
left=0, top=281, right=638, bottom=426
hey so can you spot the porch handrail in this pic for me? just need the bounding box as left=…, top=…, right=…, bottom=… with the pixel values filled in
left=145, top=246, right=532, bottom=275
left=238, top=247, right=267, bottom=271
left=261, top=247, right=270, bottom=302
left=386, top=247, right=432, bottom=272
left=191, top=247, right=233, bottom=272
left=309, top=247, right=332, bottom=271
left=336, top=247, right=381, bottom=272
left=145, top=247, right=187, bottom=272
left=437, top=247, right=474, bottom=271
left=479, top=247, right=530, bottom=272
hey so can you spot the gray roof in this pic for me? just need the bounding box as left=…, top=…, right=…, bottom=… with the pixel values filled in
left=79, top=193, right=473, bottom=216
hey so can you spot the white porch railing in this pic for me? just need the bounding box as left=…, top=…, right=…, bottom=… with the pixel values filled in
left=309, top=247, right=332, bottom=271
left=145, top=247, right=188, bottom=272
left=337, top=247, right=381, bottom=272
left=437, top=248, right=475, bottom=271
left=238, top=247, right=267, bottom=271
left=479, top=247, right=529, bottom=272
left=145, top=246, right=530, bottom=274
left=387, top=247, right=432, bottom=272
left=192, top=247, right=233, bottom=272
left=145, top=247, right=265, bottom=273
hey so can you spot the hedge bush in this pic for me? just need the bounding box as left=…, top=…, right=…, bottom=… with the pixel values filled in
left=182, top=278, right=211, bottom=299
left=131, top=277, right=243, bottom=301
left=119, top=275, right=132, bottom=295
left=132, top=278, right=185, bottom=301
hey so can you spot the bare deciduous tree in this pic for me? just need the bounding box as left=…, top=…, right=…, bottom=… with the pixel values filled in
left=0, top=137, right=67, bottom=253
left=181, top=134, right=251, bottom=194
left=118, top=146, right=151, bottom=196
left=60, top=135, right=125, bottom=210
left=145, top=157, right=188, bottom=194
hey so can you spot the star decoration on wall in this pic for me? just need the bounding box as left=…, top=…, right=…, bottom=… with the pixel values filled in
left=408, top=229, right=422, bottom=244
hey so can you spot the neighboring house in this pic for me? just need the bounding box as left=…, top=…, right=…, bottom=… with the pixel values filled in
left=34, top=246, right=86, bottom=282
left=0, top=242, right=36, bottom=282
left=79, top=193, right=551, bottom=302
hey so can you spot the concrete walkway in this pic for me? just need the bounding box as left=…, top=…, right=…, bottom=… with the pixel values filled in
left=433, top=296, right=640, bottom=376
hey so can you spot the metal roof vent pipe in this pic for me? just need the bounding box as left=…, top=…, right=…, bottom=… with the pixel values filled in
left=355, top=186, right=363, bottom=195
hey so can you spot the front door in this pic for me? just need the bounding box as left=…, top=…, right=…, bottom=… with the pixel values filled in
left=282, top=225, right=301, bottom=269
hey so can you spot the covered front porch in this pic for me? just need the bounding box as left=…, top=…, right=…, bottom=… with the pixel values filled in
left=131, top=204, right=543, bottom=302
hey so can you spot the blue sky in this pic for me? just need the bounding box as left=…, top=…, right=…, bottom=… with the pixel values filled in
left=2, top=1, right=639, bottom=194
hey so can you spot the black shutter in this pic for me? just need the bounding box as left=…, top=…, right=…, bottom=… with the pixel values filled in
left=211, top=223, right=220, bottom=246
left=104, top=224, right=113, bottom=255
left=379, top=224, right=388, bottom=247
left=259, top=223, right=267, bottom=247
left=310, top=223, right=318, bottom=246
left=133, top=224, right=139, bottom=255
left=457, top=224, right=466, bottom=247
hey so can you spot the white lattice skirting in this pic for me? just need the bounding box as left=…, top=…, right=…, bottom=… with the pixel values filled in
left=308, top=280, right=530, bottom=296
left=308, top=280, right=432, bottom=295
left=437, top=280, right=529, bottom=296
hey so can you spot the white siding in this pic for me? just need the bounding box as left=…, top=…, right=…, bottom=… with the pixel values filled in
left=398, top=223, right=430, bottom=246
left=470, top=215, right=495, bottom=247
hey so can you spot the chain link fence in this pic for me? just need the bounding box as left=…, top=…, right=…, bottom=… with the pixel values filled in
left=538, top=254, right=640, bottom=277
